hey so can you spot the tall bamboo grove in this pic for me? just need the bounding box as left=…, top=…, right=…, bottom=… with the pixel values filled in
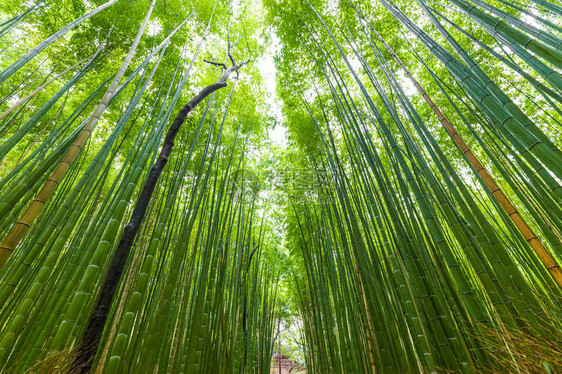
left=1, top=0, right=562, bottom=372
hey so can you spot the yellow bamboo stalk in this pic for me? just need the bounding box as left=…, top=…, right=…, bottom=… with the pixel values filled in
left=372, top=30, right=562, bottom=288
left=0, top=0, right=157, bottom=269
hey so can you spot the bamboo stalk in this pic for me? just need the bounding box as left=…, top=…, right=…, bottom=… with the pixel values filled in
left=0, top=0, right=118, bottom=83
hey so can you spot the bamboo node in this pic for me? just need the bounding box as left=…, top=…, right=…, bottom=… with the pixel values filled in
left=501, top=115, right=514, bottom=125
left=527, top=141, right=542, bottom=151
left=523, top=38, right=534, bottom=48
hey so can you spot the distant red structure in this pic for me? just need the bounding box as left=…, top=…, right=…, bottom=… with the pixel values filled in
left=270, top=354, right=305, bottom=374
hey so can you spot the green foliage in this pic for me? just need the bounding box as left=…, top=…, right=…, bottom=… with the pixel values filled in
left=1, top=0, right=562, bottom=372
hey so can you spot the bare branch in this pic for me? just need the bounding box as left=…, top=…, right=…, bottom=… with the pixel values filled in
left=233, top=58, right=251, bottom=77
left=206, top=33, right=251, bottom=83
left=227, top=49, right=237, bottom=68
left=204, top=59, right=227, bottom=69
left=238, top=58, right=251, bottom=68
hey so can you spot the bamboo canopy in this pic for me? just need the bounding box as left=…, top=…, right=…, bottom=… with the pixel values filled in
left=0, top=0, right=561, bottom=372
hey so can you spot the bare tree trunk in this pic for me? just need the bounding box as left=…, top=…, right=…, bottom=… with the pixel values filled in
left=69, top=53, right=248, bottom=374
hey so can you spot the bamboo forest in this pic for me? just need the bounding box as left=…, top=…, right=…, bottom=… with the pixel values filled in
left=1, top=0, right=562, bottom=372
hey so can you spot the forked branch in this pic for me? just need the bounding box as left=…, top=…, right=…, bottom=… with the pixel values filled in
left=204, top=33, right=251, bottom=84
